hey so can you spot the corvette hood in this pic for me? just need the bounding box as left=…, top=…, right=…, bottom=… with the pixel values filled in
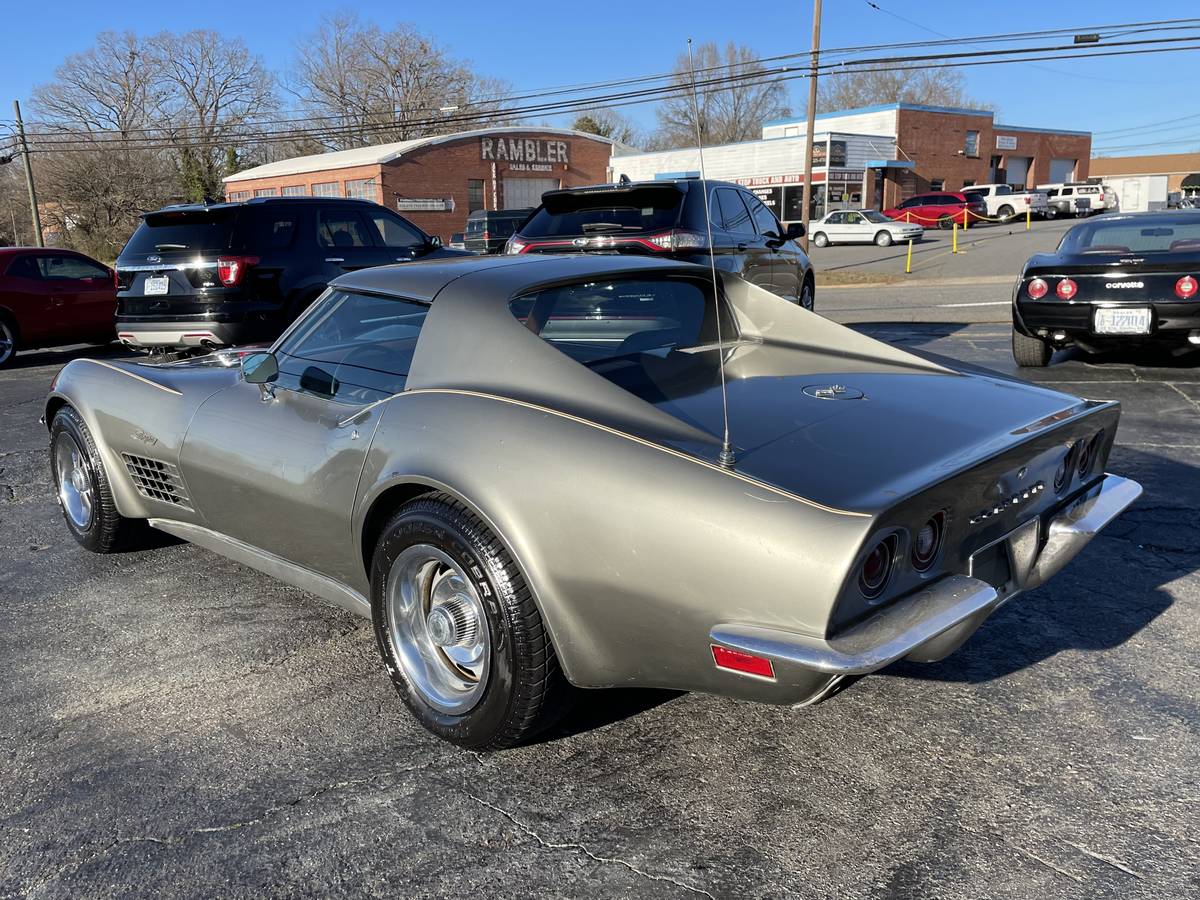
left=631, top=343, right=1094, bottom=513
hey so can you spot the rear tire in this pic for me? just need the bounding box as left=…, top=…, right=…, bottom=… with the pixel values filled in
left=874, top=230, right=893, bottom=247
left=50, top=406, right=141, bottom=552
left=0, top=316, right=17, bottom=368
left=998, top=204, right=1016, bottom=222
left=370, top=493, right=572, bottom=749
left=812, top=232, right=829, bottom=248
left=1012, top=328, right=1053, bottom=368
left=799, top=277, right=815, bottom=311
left=938, top=215, right=954, bottom=230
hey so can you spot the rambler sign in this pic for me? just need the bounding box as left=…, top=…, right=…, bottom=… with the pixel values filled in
left=481, top=137, right=570, bottom=169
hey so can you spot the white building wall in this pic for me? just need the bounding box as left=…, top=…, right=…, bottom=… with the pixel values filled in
left=761, top=108, right=899, bottom=140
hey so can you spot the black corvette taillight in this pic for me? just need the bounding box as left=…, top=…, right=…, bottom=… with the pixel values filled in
left=1056, top=278, right=1078, bottom=300
left=912, top=513, right=945, bottom=572
left=859, top=536, right=897, bottom=599
left=1176, top=275, right=1198, bottom=299
left=1027, top=277, right=1049, bottom=299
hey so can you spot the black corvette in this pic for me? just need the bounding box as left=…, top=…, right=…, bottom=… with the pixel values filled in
left=1012, top=211, right=1200, bottom=366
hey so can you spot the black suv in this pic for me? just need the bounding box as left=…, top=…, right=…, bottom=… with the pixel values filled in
left=463, top=208, right=534, bottom=254
left=115, top=197, right=467, bottom=349
left=505, top=180, right=814, bottom=309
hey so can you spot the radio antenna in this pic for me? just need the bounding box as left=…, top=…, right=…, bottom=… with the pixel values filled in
left=686, top=38, right=736, bottom=469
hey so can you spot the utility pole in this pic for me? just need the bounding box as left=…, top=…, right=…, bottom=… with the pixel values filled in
left=799, top=0, right=822, bottom=253
left=13, top=100, right=43, bottom=248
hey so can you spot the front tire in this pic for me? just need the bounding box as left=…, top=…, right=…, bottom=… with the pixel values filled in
left=370, top=494, right=571, bottom=749
left=1012, top=328, right=1053, bottom=367
left=50, top=406, right=140, bottom=552
left=874, top=230, right=893, bottom=247
left=812, top=232, right=829, bottom=248
left=798, top=277, right=815, bottom=311
left=0, top=316, right=17, bottom=368
left=998, top=204, right=1015, bottom=222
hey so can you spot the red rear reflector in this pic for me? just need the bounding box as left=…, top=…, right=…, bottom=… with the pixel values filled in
left=711, top=645, right=775, bottom=679
left=1056, top=278, right=1078, bottom=300
left=1176, top=275, right=1198, bottom=299
left=1027, top=277, right=1049, bottom=299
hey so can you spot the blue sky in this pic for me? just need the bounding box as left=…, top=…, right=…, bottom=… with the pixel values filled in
left=2, top=0, right=1197, bottom=157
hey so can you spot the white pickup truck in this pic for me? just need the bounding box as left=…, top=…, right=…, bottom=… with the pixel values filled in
left=961, top=184, right=1049, bottom=222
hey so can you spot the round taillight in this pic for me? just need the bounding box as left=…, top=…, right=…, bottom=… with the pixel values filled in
left=859, top=537, right=895, bottom=599
left=1027, top=277, right=1049, bottom=299
left=1075, top=437, right=1092, bottom=477
left=1176, top=275, right=1198, bottom=299
left=1056, top=278, right=1078, bottom=300
left=1080, top=430, right=1104, bottom=477
left=1054, top=446, right=1074, bottom=492
left=912, top=513, right=945, bottom=572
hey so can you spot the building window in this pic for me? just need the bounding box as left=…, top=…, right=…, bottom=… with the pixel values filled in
left=345, top=178, right=378, bottom=202
left=253, top=187, right=279, bottom=198
left=930, top=179, right=945, bottom=192
left=282, top=184, right=307, bottom=197
left=311, top=182, right=341, bottom=198
left=962, top=179, right=975, bottom=188
left=467, top=179, right=485, bottom=212
left=964, top=131, right=980, bottom=157
left=783, top=126, right=800, bottom=137
left=228, top=191, right=251, bottom=201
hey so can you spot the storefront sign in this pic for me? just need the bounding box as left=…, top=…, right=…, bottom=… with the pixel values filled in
left=736, top=172, right=825, bottom=187
left=996, top=135, right=1018, bottom=151
left=396, top=198, right=454, bottom=212
left=812, top=140, right=847, bottom=167
left=826, top=169, right=864, bottom=182
left=481, top=137, right=570, bottom=165
left=749, top=186, right=783, bottom=214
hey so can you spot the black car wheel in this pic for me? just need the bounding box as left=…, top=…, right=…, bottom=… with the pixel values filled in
left=812, top=232, right=829, bottom=248
left=50, top=406, right=141, bottom=552
left=938, top=215, right=955, bottom=230
left=799, top=277, right=815, bottom=311
left=1012, top=328, right=1053, bottom=368
left=874, top=230, right=893, bottom=247
left=998, top=204, right=1016, bottom=222
left=371, top=493, right=572, bottom=749
left=0, top=317, right=16, bottom=368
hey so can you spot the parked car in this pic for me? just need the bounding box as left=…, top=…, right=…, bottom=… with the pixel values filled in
left=882, top=192, right=987, bottom=229
left=1037, top=183, right=1110, bottom=216
left=809, top=209, right=923, bottom=247
left=45, top=254, right=1140, bottom=749
left=1012, top=211, right=1200, bottom=366
left=0, top=248, right=117, bottom=368
left=506, top=179, right=814, bottom=309
left=961, top=184, right=1049, bottom=222
left=463, top=208, right=533, bottom=254
left=447, top=232, right=467, bottom=251
left=1045, top=195, right=1091, bottom=219
left=114, top=196, right=469, bottom=351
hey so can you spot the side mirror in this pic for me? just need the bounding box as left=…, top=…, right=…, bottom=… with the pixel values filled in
left=783, top=222, right=805, bottom=241
left=241, top=351, right=278, bottom=384
left=427, top=234, right=443, bottom=249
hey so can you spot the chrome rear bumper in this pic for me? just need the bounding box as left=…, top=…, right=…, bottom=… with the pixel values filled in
left=710, top=474, right=1141, bottom=694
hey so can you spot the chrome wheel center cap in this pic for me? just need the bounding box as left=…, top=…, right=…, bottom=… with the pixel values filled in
left=71, top=468, right=89, bottom=493
left=426, top=596, right=479, bottom=648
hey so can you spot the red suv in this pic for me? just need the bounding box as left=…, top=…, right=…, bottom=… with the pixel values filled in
left=883, top=192, right=986, bottom=229
left=0, top=248, right=117, bottom=368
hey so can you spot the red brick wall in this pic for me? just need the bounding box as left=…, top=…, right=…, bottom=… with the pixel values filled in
left=223, top=131, right=614, bottom=240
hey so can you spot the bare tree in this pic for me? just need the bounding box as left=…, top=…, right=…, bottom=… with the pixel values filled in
left=150, top=30, right=278, bottom=200
left=819, top=66, right=985, bottom=112
left=652, top=42, right=789, bottom=149
left=290, top=14, right=510, bottom=150
left=571, top=107, right=640, bottom=147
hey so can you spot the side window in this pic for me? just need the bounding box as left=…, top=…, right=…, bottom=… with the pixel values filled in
left=1046, top=188, right=1059, bottom=197
left=897, top=198, right=918, bottom=210
left=275, top=290, right=428, bottom=404
left=846, top=212, right=864, bottom=225
left=714, top=188, right=755, bottom=236
left=38, top=255, right=110, bottom=280
left=826, top=212, right=846, bottom=225
left=1062, top=188, right=1074, bottom=196
left=744, top=193, right=780, bottom=236
left=317, top=211, right=375, bottom=249
left=369, top=211, right=425, bottom=250
left=6, top=256, right=42, bottom=279
left=239, top=211, right=298, bottom=250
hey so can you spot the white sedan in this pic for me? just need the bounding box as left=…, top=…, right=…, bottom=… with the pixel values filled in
left=810, top=210, right=924, bottom=248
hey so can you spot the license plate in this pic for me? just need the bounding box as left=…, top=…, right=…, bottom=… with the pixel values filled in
left=144, top=275, right=169, bottom=296
left=1094, top=307, right=1152, bottom=335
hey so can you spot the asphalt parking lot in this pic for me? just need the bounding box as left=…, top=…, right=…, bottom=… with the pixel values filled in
left=2, top=321, right=1198, bottom=899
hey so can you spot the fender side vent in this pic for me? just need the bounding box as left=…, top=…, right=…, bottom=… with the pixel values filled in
left=122, top=453, right=192, bottom=510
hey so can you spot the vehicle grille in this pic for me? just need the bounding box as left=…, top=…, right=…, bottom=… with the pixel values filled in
left=122, top=453, right=192, bottom=510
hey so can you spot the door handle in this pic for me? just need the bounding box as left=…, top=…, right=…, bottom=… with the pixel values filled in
left=50, top=295, right=66, bottom=307
left=325, top=257, right=345, bottom=263
left=736, top=243, right=747, bottom=251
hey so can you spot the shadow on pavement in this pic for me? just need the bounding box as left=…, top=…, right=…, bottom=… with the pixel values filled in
left=5, top=342, right=134, bottom=371
left=533, top=688, right=684, bottom=744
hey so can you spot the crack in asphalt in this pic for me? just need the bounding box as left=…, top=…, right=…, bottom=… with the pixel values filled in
left=466, top=793, right=717, bottom=899
left=1162, top=382, right=1200, bottom=418
left=1059, top=840, right=1145, bottom=879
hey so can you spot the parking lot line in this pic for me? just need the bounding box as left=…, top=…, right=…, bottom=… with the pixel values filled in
left=939, top=301, right=1011, bottom=308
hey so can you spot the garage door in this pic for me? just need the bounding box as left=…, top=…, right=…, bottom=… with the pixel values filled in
left=1049, top=158, right=1077, bottom=183
left=1005, top=156, right=1031, bottom=188
left=503, top=177, right=560, bottom=210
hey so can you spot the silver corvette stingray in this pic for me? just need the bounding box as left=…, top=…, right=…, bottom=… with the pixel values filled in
left=45, top=255, right=1141, bottom=748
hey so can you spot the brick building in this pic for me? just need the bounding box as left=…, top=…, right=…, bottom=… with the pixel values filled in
left=1089, top=152, right=1200, bottom=198
left=610, top=103, right=1092, bottom=223
left=222, top=127, right=619, bottom=239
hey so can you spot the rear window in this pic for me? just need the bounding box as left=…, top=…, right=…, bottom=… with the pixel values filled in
left=123, top=208, right=239, bottom=256
left=1061, top=218, right=1200, bottom=255
left=520, top=187, right=683, bottom=238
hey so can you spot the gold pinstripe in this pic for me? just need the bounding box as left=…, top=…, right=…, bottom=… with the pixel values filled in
left=77, top=359, right=184, bottom=396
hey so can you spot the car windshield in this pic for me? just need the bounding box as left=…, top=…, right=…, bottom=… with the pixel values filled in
left=1060, top=218, right=1200, bottom=255
left=520, top=187, right=684, bottom=238
left=860, top=210, right=891, bottom=224
left=123, top=208, right=240, bottom=256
